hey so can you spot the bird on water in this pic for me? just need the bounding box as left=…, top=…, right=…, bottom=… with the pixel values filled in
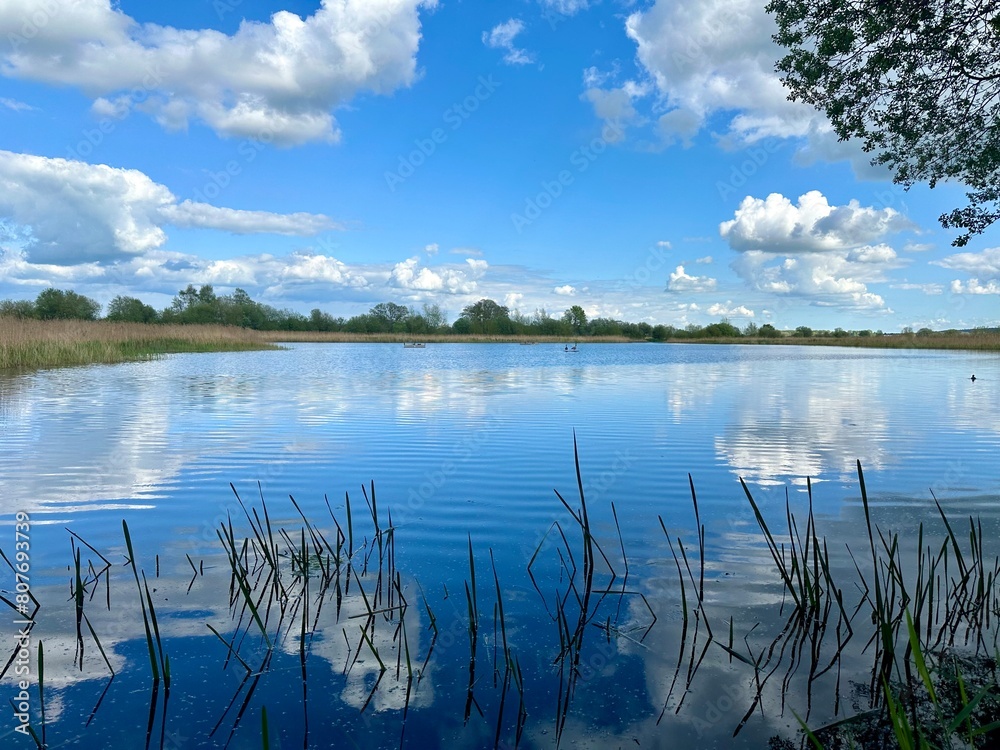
left=971, top=374, right=977, bottom=382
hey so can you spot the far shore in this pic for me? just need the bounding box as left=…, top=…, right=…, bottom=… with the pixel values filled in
left=2, top=319, right=998, bottom=372
left=262, top=329, right=1000, bottom=352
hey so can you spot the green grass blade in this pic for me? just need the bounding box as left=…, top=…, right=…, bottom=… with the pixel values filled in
left=905, top=609, right=936, bottom=704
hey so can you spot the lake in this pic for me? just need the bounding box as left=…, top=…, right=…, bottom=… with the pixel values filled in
left=1, top=343, right=998, bottom=748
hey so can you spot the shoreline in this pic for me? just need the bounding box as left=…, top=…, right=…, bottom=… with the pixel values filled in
left=2, top=319, right=998, bottom=372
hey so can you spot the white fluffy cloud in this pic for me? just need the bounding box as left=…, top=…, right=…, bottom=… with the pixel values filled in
left=731, top=250, right=894, bottom=310
left=504, top=292, right=524, bottom=309
left=625, top=0, right=813, bottom=144
left=390, top=257, right=487, bottom=294
left=950, top=279, right=1000, bottom=295
left=707, top=301, right=753, bottom=318
left=0, top=245, right=494, bottom=302
left=935, top=247, right=1000, bottom=294
left=934, top=247, right=1000, bottom=277
left=0, top=245, right=366, bottom=292
left=0, top=0, right=435, bottom=145
left=720, top=191, right=911, bottom=311
left=666, top=264, right=716, bottom=293
left=620, top=0, right=890, bottom=175
left=554, top=284, right=576, bottom=296
left=482, top=19, right=534, bottom=66
left=720, top=191, right=912, bottom=253
left=0, top=150, right=337, bottom=263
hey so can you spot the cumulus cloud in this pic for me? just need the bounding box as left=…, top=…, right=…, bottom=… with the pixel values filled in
left=950, top=279, right=1000, bottom=295
left=389, top=257, right=487, bottom=294
left=620, top=0, right=895, bottom=175
left=666, top=264, right=716, bottom=292
left=718, top=191, right=909, bottom=310
left=707, top=301, right=753, bottom=318
left=0, top=0, right=435, bottom=145
left=504, top=292, right=524, bottom=309
left=934, top=247, right=1000, bottom=295
left=731, top=250, right=894, bottom=310
left=0, top=244, right=367, bottom=293
left=0, top=245, right=496, bottom=303
left=720, top=191, right=912, bottom=253
left=424, top=243, right=439, bottom=256
left=0, top=150, right=337, bottom=263
left=934, top=247, right=1000, bottom=278
left=0, top=246, right=105, bottom=286
left=696, top=256, right=713, bottom=264
left=482, top=19, right=534, bottom=65
left=625, top=0, right=813, bottom=144
left=554, top=284, right=576, bottom=295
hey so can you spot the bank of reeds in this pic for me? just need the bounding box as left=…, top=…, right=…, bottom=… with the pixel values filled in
left=0, top=319, right=279, bottom=370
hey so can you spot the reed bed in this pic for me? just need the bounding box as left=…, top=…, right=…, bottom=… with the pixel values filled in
left=0, top=319, right=279, bottom=370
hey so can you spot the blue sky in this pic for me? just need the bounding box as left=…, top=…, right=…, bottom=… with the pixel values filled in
left=0, top=0, right=997, bottom=330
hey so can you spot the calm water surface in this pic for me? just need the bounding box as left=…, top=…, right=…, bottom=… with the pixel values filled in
left=1, top=343, right=998, bottom=748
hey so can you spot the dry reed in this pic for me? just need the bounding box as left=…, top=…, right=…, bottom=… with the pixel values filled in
left=0, top=319, right=279, bottom=370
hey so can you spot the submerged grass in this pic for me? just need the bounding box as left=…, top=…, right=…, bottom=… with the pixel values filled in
left=0, top=319, right=279, bottom=370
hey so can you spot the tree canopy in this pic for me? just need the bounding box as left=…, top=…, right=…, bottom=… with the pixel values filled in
left=562, top=305, right=588, bottom=334
left=106, top=296, right=159, bottom=323
left=767, top=0, right=1000, bottom=245
left=1, top=287, right=905, bottom=341
left=460, top=298, right=513, bottom=334
left=34, top=288, right=100, bottom=320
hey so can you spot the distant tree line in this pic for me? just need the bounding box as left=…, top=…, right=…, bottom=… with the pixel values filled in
left=0, top=286, right=934, bottom=340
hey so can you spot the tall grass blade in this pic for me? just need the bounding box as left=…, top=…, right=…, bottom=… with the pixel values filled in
left=122, top=520, right=160, bottom=682
left=37, top=640, right=45, bottom=747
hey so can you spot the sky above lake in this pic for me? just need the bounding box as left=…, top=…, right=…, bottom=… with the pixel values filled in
left=1, top=0, right=997, bottom=330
